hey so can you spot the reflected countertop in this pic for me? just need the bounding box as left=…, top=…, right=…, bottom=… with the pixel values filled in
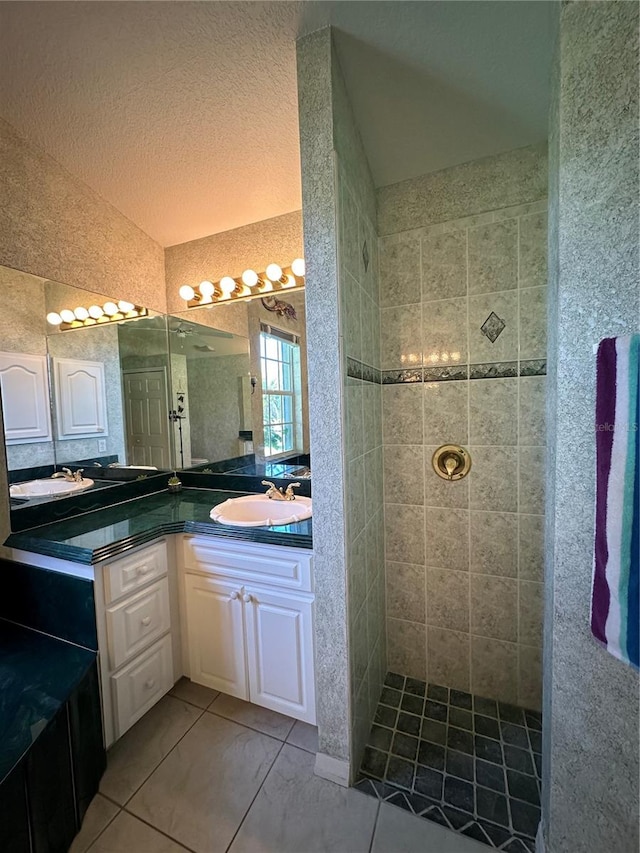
left=5, top=488, right=313, bottom=565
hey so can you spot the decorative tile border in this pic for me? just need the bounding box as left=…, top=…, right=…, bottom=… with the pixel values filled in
left=346, top=357, right=381, bottom=384
left=350, top=359, right=546, bottom=385
left=519, top=359, right=547, bottom=377
left=469, top=362, right=518, bottom=380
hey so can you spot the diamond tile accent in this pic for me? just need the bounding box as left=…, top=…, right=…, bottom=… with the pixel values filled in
left=357, top=671, right=542, bottom=849
left=481, top=311, right=506, bottom=343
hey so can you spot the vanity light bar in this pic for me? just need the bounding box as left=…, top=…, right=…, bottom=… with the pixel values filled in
left=179, top=259, right=305, bottom=309
left=46, top=303, right=149, bottom=330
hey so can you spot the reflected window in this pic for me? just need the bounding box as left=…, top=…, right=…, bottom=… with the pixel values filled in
left=259, top=329, right=302, bottom=457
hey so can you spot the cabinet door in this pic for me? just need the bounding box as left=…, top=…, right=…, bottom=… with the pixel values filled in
left=184, top=574, right=247, bottom=699
left=54, top=357, right=107, bottom=439
left=244, top=585, right=316, bottom=724
left=0, top=351, right=52, bottom=444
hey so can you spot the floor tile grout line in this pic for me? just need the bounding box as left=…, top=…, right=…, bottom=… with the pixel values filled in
left=223, top=738, right=288, bottom=853
left=78, top=798, right=122, bottom=853
left=367, top=797, right=382, bottom=853
left=118, top=705, right=207, bottom=809
left=205, top=704, right=296, bottom=743
left=118, top=805, right=200, bottom=853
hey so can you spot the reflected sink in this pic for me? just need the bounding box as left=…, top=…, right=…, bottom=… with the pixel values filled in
left=210, top=494, right=312, bottom=527
left=9, top=478, right=95, bottom=498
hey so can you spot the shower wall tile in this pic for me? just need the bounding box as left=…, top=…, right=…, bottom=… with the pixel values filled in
left=385, top=503, right=425, bottom=566
left=471, top=636, right=518, bottom=704
left=423, top=380, right=469, bottom=446
left=518, top=514, right=545, bottom=582
left=518, top=211, right=548, bottom=290
left=382, top=384, right=423, bottom=444
left=519, top=376, right=547, bottom=446
left=378, top=162, right=547, bottom=708
left=342, top=269, right=362, bottom=362
left=422, top=297, right=467, bottom=364
left=424, top=507, right=469, bottom=571
left=345, top=382, right=364, bottom=461
left=519, top=446, right=545, bottom=514
left=468, top=290, right=518, bottom=364
left=518, top=581, right=544, bottom=647
left=380, top=304, right=422, bottom=370
left=470, top=575, right=518, bottom=642
left=427, top=568, right=470, bottom=632
left=469, top=378, right=518, bottom=446
left=469, top=511, right=518, bottom=577
left=468, top=219, right=518, bottom=294
left=518, top=644, right=542, bottom=711
left=347, top=455, right=366, bottom=541
left=387, top=618, right=427, bottom=681
left=421, top=229, right=467, bottom=301
left=427, top=627, right=471, bottom=692
left=386, top=561, right=426, bottom=624
left=379, top=234, right=421, bottom=308
left=519, top=286, right=547, bottom=359
left=469, top=446, right=518, bottom=512
left=383, top=445, right=424, bottom=505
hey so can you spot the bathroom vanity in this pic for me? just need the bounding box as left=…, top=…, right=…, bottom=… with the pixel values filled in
left=6, top=488, right=315, bottom=748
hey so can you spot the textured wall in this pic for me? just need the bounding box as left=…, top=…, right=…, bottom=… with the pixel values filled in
left=297, top=27, right=351, bottom=772
left=165, top=211, right=304, bottom=316
left=544, top=4, right=640, bottom=852
left=0, top=118, right=165, bottom=311
left=377, top=143, right=548, bottom=237
left=379, top=195, right=547, bottom=710
left=333, top=38, right=386, bottom=774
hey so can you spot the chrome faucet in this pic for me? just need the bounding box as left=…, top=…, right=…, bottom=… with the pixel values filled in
left=262, top=480, right=301, bottom=501
left=51, top=467, right=84, bottom=482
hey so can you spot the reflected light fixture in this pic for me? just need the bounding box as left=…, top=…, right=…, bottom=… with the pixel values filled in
left=46, top=300, right=148, bottom=330
left=179, top=259, right=305, bottom=310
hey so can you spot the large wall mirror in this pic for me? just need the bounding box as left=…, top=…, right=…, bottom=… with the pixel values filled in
left=169, top=288, right=310, bottom=481
left=0, top=265, right=170, bottom=514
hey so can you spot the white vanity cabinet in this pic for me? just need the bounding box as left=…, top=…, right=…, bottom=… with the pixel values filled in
left=181, top=536, right=316, bottom=725
left=95, top=539, right=179, bottom=746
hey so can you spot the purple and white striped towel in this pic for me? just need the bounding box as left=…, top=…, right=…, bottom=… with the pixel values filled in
left=591, top=334, right=639, bottom=669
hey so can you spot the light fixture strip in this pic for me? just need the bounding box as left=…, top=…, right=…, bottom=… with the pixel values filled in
left=46, top=304, right=148, bottom=330
left=180, top=259, right=305, bottom=309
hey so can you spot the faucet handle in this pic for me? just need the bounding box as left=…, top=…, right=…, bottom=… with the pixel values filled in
left=285, top=482, right=301, bottom=500
left=262, top=480, right=278, bottom=498
left=74, top=468, right=84, bottom=481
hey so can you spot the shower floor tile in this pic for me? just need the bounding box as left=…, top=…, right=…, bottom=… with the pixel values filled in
left=355, top=673, right=542, bottom=851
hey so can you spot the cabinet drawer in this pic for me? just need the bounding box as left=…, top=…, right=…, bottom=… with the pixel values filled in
left=182, top=536, right=312, bottom=592
left=106, top=578, right=170, bottom=670
left=111, top=635, right=173, bottom=739
left=103, top=541, right=167, bottom=605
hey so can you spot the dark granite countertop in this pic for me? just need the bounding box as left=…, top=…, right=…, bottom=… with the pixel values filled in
left=5, top=488, right=313, bottom=565
left=0, top=619, right=96, bottom=785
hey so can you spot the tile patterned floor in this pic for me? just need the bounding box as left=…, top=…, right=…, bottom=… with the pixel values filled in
left=355, top=673, right=543, bottom=853
left=71, top=678, right=489, bottom=853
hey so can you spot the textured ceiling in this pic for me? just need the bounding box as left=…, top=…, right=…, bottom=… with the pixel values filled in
left=0, top=1, right=556, bottom=247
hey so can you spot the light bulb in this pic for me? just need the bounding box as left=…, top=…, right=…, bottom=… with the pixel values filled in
left=118, top=300, right=134, bottom=312
left=46, top=312, right=63, bottom=326
left=265, top=263, right=283, bottom=282
left=74, top=307, right=89, bottom=321
left=199, top=280, right=215, bottom=298
left=220, top=276, right=237, bottom=296
left=179, top=285, right=195, bottom=301
left=88, top=305, right=104, bottom=319
left=103, top=302, right=119, bottom=316
left=291, top=258, right=305, bottom=277
left=241, top=269, right=259, bottom=287
left=60, top=309, right=75, bottom=324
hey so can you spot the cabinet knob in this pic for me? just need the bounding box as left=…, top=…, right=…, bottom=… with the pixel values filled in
left=229, top=590, right=240, bottom=600
left=242, top=593, right=252, bottom=604
left=141, top=616, right=151, bottom=626
left=144, top=678, right=156, bottom=690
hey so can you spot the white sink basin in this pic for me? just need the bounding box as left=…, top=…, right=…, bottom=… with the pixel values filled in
left=10, top=478, right=95, bottom=498
left=210, top=494, right=312, bottom=527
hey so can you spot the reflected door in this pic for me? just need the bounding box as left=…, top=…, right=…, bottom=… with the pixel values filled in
left=122, top=369, right=170, bottom=468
